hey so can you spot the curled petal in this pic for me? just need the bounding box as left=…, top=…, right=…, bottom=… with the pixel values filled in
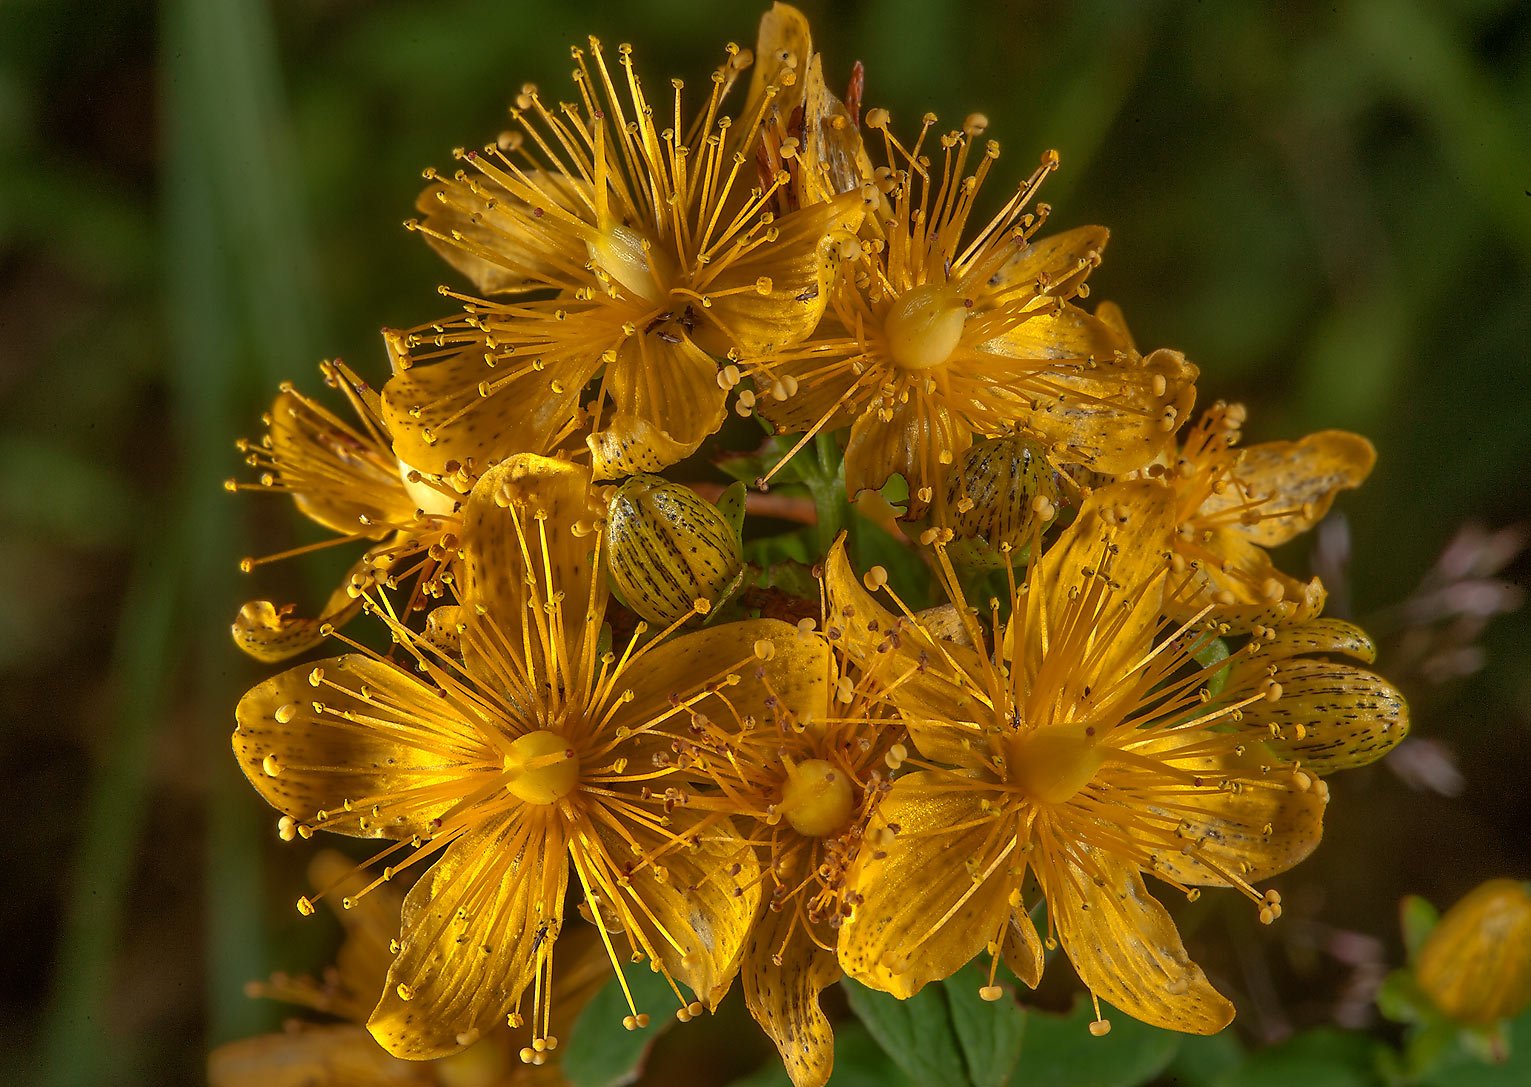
left=1045, top=844, right=1234, bottom=1034
left=370, top=812, right=569, bottom=1059
left=231, top=581, right=364, bottom=664
left=796, top=55, right=874, bottom=202
left=1228, top=659, right=1410, bottom=774
left=742, top=899, right=841, bottom=1087
left=1252, top=618, right=1377, bottom=664
left=233, top=652, right=488, bottom=838
left=1002, top=907, right=1046, bottom=990
left=591, top=335, right=727, bottom=478
left=1169, top=528, right=1327, bottom=634
left=843, top=388, right=971, bottom=501
left=840, top=773, right=1017, bottom=998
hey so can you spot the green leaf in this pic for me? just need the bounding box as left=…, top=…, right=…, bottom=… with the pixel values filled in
left=1416, top=1007, right=1531, bottom=1086
left=717, top=480, right=748, bottom=540
left=1400, top=895, right=1440, bottom=961
left=843, top=977, right=969, bottom=1087
left=1162, top=1031, right=1245, bottom=1085
left=1212, top=1028, right=1384, bottom=1087
left=726, top=1023, right=911, bottom=1087
left=1376, top=969, right=1432, bottom=1025
left=1010, top=998, right=1180, bottom=1087
left=562, top=966, right=680, bottom=1087
left=945, top=963, right=1027, bottom=1087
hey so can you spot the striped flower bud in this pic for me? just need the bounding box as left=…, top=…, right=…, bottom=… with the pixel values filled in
left=605, top=475, right=743, bottom=625
left=940, top=436, right=1066, bottom=569
left=1416, top=879, right=1531, bottom=1025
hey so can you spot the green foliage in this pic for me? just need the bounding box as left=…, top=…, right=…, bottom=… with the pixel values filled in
left=563, top=967, right=681, bottom=1087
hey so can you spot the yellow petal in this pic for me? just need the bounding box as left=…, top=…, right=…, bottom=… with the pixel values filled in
left=979, top=303, right=1122, bottom=362
left=1169, top=528, right=1327, bottom=634
left=797, top=55, right=874, bottom=203
left=742, top=3, right=815, bottom=135
left=208, top=1025, right=427, bottom=1087
left=382, top=336, right=595, bottom=475
left=591, top=334, right=726, bottom=477
left=701, top=192, right=863, bottom=355
left=1218, top=431, right=1376, bottom=548
left=963, top=345, right=1195, bottom=475
left=1252, top=618, right=1377, bottom=664
left=460, top=454, right=604, bottom=683
left=1128, top=742, right=1327, bottom=885
left=613, top=618, right=830, bottom=737
left=370, top=811, right=569, bottom=1059
left=982, top=225, right=1109, bottom=304
left=1093, top=300, right=1137, bottom=352
left=1002, top=907, right=1046, bottom=990
left=593, top=810, right=760, bottom=1008
left=233, top=652, right=486, bottom=838
left=1045, top=844, right=1234, bottom=1034
left=231, top=578, right=366, bottom=664
left=843, top=387, right=971, bottom=500
left=1012, top=480, right=1176, bottom=724
left=743, top=898, right=841, bottom=1087
left=266, top=389, right=416, bottom=535
left=413, top=172, right=592, bottom=296
left=840, top=772, right=1017, bottom=998
left=1227, top=659, right=1409, bottom=774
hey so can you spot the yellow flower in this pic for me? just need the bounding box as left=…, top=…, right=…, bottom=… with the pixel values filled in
left=1158, top=400, right=1376, bottom=631
left=746, top=113, right=1195, bottom=510
left=683, top=621, right=904, bottom=1087
left=209, top=851, right=609, bottom=1087
left=232, top=454, right=827, bottom=1059
left=228, top=359, right=468, bottom=662
left=824, top=481, right=1345, bottom=1034
left=386, top=39, right=863, bottom=481
left=1416, top=879, right=1531, bottom=1026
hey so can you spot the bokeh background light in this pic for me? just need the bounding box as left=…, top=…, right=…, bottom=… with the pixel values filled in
left=3, top=1, right=1528, bottom=1083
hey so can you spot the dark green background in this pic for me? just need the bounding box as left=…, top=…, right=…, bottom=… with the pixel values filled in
left=3, top=1, right=1528, bottom=1084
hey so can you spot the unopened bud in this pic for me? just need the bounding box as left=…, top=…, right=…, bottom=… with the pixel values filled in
left=605, top=475, right=742, bottom=625
left=939, top=436, right=1065, bottom=569
left=1416, top=879, right=1531, bottom=1026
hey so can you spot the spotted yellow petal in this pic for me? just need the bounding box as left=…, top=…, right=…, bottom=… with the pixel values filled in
left=1252, top=618, right=1377, bottom=665
left=233, top=652, right=487, bottom=839
left=982, top=225, right=1109, bottom=304
left=370, top=811, right=569, bottom=1059
left=460, top=454, right=604, bottom=680
left=840, top=772, right=1017, bottom=998
left=979, top=303, right=1122, bottom=362
left=1045, top=843, right=1234, bottom=1034
left=1217, top=431, right=1376, bottom=548
left=743, top=900, right=841, bottom=1087
left=796, top=54, right=873, bottom=203
left=1227, top=659, right=1410, bottom=774
left=1168, top=527, right=1327, bottom=633
left=231, top=577, right=366, bottom=664
left=594, top=810, right=760, bottom=1009
left=742, top=2, right=815, bottom=134
left=593, top=333, right=727, bottom=477
left=382, top=337, right=595, bottom=475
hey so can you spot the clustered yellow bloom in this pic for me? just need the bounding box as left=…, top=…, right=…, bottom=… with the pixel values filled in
left=222, top=5, right=1406, bottom=1087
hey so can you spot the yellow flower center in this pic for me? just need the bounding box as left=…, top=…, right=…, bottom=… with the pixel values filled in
left=503, top=730, right=579, bottom=805
left=588, top=224, right=666, bottom=304
left=1008, top=723, right=1105, bottom=806
left=779, top=758, right=854, bottom=837
left=884, top=284, right=966, bottom=371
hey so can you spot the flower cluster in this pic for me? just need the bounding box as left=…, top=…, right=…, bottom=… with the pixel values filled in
left=219, top=6, right=1407, bottom=1086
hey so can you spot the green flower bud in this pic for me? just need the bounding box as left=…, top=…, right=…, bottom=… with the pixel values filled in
left=1416, top=879, right=1531, bottom=1026
left=940, top=436, right=1066, bottom=569
left=605, top=475, right=743, bottom=624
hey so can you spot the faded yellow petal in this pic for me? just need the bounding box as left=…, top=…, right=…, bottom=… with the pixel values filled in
left=594, top=810, right=760, bottom=1008
left=208, top=1025, right=428, bottom=1087
left=844, top=388, right=971, bottom=500
left=382, top=337, right=595, bottom=475
left=743, top=901, right=840, bottom=1087
left=1227, top=659, right=1409, bottom=774
left=840, top=772, right=1017, bottom=998
left=981, top=225, right=1109, bottom=304
left=1002, top=907, right=1046, bottom=990
left=233, top=653, right=487, bottom=838
left=1045, top=844, right=1234, bottom=1034
left=370, top=811, right=569, bottom=1060
left=796, top=55, right=873, bottom=203
left=460, top=455, right=604, bottom=682
left=593, top=333, right=727, bottom=477
left=231, top=578, right=366, bottom=664
left=742, top=3, right=815, bottom=134
left=1093, top=301, right=1137, bottom=352
left=1217, top=431, right=1376, bottom=548
left=700, top=193, right=863, bottom=355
